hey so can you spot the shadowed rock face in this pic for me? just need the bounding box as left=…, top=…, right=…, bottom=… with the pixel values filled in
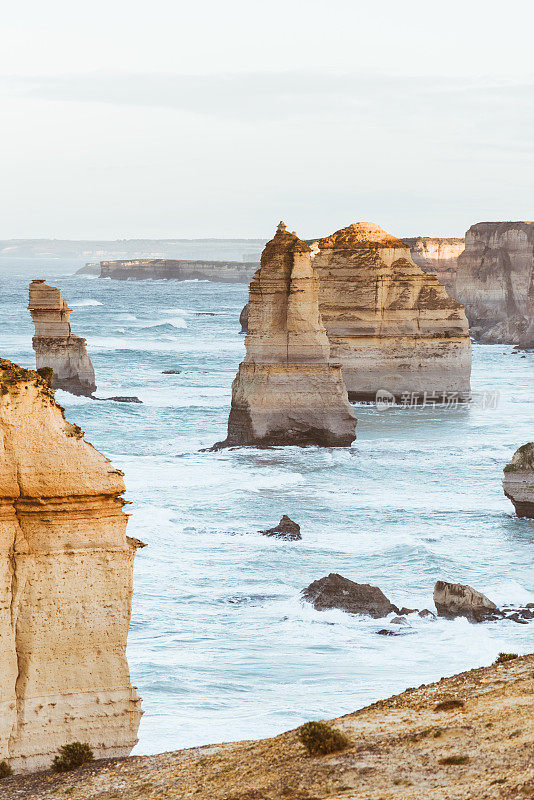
left=28, top=280, right=96, bottom=396
left=503, top=443, right=534, bottom=518
left=403, top=237, right=465, bottom=295
left=216, top=223, right=357, bottom=448
left=309, top=223, right=471, bottom=401
left=0, top=359, right=142, bottom=773
left=456, top=222, right=534, bottom=345
left=302, top=573, right=398, bottom=618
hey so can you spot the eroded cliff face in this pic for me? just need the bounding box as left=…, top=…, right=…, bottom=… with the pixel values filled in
left=503, top=443, right=534, bottom=518
left=403, top=237, right=465, bottom=295
left=456, top=222, right=534, bottom=345
left=218, top=223, right=356, bottom=447
left=311, top=223, right=471, bottom=400
left=28, top=280, right=96, bottom=396
left=0, top=359, right=142, bottom=772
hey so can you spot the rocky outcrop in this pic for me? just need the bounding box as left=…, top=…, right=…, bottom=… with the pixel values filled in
left=310, top=223, right=471, bottom=400
left=0, top=359, right=142, bottom=773
left=99, top=259, right=258, bottom=283
left=239, top=303, right=249, bottom=333
left=28, top=280, right=96, bottom=396
left=455, top=222, right=534, bottom=344
left=433, top=580, right=498, bottom=622
left=503, top=443, right=534, bottom=518
left=403, top=237, right=465, bottom=295
left=259, top=515, right=301, bottom=540
left=302, top=574, right=398, bottom=618
left=216, top=223, right=357, bottom=448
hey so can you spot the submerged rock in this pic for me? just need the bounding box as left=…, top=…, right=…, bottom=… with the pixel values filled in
left=433, top=580, right=498, bottom=622
left=302, top=573, right=398, bottom=618
left=259, top=515, right=301, bottom=540
left=215, top=222, right=357, bottom=448
left=503, top=443, right=534, bottom=518
left=0, top=358, right=142, bottom=772
left=28, top=280, right=97, bottom=396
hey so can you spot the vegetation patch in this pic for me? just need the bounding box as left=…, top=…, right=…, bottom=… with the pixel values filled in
left=434, top=699, right=464, bottom=712
left=298, top=721, right=349, bottom=756
left=439, top=755, right=470, bottom=765
left=52, top=742, right=94, bottom=772
left=494, top=652, right=519, bottom=664
left=0, top=760, right=13, bottom=779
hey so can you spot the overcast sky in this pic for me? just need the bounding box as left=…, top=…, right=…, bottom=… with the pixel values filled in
left=1, top=0, right=533, bottom=239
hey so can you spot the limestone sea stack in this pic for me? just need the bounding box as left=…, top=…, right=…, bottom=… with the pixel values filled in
left=503, top=443, right=534, bottom=518
left=311, top=223, right=472, bottom=401
left=455, top=222, right=534, bottom=345
left=0, top=359, right=142, bottom=772
left=216, top=223, right=356, bottom=447
left=28, top=280, right=96, bottom=396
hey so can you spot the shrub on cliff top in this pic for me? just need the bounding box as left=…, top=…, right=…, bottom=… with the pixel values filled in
left=298, top=721, right=349, bottom=756
left=52, top=742, right=94, bottom=772
left=0, top=760, right=13, bottom=779
left=494, top=652, right=519, bottom=664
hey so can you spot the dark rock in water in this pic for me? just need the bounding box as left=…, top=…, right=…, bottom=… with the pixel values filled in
left=418, top=608, right=436, bottom=618
left=94, top=395, right=143, bottom=404
left=391, top=616, right=410, bottom=626
left=434, top=580, right=498, bottom=622
left=398, top=606, right=418, bottom=616
left=239, top=303, right=249, bottom=334
left=259, top=515, right=301, bottom=540
left=162, top=369, right=181, bottom=374
left=302, top=573, right=398, bottom=618
left=377, top=629, right=399, bottom=636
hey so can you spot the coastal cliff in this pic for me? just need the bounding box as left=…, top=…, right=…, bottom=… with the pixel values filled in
left=456, top=222, right=534, bottom=344
left=28, top=280, right=96, bottom=396
left=503, top=443, right=534, bottom=518
left=312, top=223, right=471, bottom=401
left=403, top=237, right=465, bottom=295
left=0, top=359, right=142, bottom=773
left=5, top=653, right=533, bottom=799
left=100, top=258, right=258, bottom=283
left=217, top=223, right=356, bottom=447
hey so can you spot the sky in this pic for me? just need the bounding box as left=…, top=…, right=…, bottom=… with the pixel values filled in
left=1, top=0, right=533, bottom=239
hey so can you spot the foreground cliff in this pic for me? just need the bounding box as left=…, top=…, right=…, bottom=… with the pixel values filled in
left=217, top=223, right=356, bottom=447
left=28, top=280, right=96, bottom=396
left=312, top=223, right=471, bottom=401
left=503, top=443, right=534, bottom=518
left=5, top=653, right=532, bottom=799
left=0, top=359, right=142, bottom=772
left=456, top=222, right=534, bottom=345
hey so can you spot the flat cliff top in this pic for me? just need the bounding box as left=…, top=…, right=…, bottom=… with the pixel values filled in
left=6, top=653, right=533, bottom=799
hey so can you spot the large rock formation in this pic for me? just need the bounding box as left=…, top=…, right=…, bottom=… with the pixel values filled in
left=403, top=237, right=465, bottom=296
left=311, top=223, right=471, bottom=401
left=503, top=443, right=534, bottom=518
left=433, top=580, right=498, bottom=622
left=302, top=573, right=398, bottom=618
left=217, top=223, right=356, bottom=447
left=0, top=359, right=142, bottom=773
left=455, top=222, right=534, bottom=345
left=28, top=280, right=96, bottom=396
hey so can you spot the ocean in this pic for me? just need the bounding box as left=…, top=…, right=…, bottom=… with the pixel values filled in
left=0, top=257, right=533, bottom=755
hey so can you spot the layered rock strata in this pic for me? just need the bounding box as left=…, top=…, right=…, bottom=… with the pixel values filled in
left=28, top=280, right=96, bottom=396
left=403, top=237, right=465, bottom=295
left=503, top=443, right=534, bottom=518
left=217, top=223, right=356, bottom=447
left=0, top=359, right=142, bottom=773
left=455, top=222, right=534, bottom=344
left=311, top=223, right=471, bottom=401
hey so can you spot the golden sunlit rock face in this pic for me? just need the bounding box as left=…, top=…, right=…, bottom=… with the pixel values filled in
left=218, top=223, right=356, bottom=447
left=456, top=222, right=534, bottom=345
left=311, top=222, right=472, bottom=400
left=28, top=280, right=96, bottom=396
left=0, top=359, right=142, bottom=773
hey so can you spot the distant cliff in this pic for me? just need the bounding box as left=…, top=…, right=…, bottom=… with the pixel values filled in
left=456, top=222, right=534, bottom=344
left=99, top=258, right=259, bottom=283
left=403, top=237, right=465, bottom=295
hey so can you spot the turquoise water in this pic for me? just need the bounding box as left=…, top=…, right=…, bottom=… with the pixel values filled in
left=0, top=258, right=533, bottom=755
